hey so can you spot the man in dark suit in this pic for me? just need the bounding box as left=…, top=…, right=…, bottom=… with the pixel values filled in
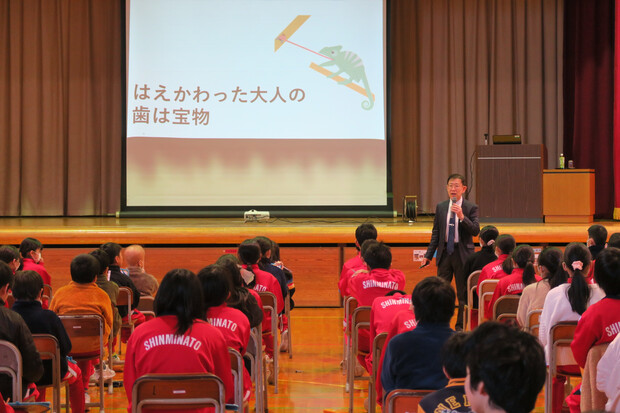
left=422, top=174, right=480, bottom=330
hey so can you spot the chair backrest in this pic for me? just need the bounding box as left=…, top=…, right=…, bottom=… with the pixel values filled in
left=351, top=306, right=371, bottom=356
left=59, top=314, right=105, bottom=411
left=117, top=286, right=133, bottom=314
left=229, top=347, right=244, bottom=408
left=478, top=279, right=499, bottom=324
left=465, top=270, right=482, bottom=331
left=131, top=373, right=225, bottom=413
left=344, top=296, right=359, bottom=335
left=545, top=321, right=580, bottom=413
left=43, top=284, right=53, bottom=301
left=245, top=325, right=264, bottom=413
left=581, top=343, right=609, bottom=412
left=492, top=295, right=520, bottom=322
left=0, top=340, right=23, bottom=402
left=32, top=334, right=63, bottom=410
left=257, top=291, right=277, bottom=314
left=467, top=270, right=481, bottom=294
left=136, top=295, right=154, bottom=312
left=525, top=309, right=542, bottom=337
left=59, top=314, right=105, bottom=356
left=384, top=389, right=433, bottom=413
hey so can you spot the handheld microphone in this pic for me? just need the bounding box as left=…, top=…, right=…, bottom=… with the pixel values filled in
left=450, top=196, right=457, bottom=217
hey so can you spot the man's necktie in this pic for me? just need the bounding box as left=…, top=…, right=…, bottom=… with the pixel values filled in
left=447, top=210, right=455, bottom=255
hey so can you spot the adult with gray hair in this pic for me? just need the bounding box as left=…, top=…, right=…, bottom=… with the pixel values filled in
left=124, top=244, right=159, bottom=297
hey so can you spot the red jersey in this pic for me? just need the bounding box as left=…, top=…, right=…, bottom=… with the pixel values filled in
left=364, top=294, right=411, bottom=373
left=486, top=269, right=541, bottom=317
left=247, top=264, right=283, bottom=334
left=348, top=268, right=406, bottom=307
left=375, top=309, right=417, bottom=405
left=369, top=293, right=412, bottom=340
left=339, top=253, right=365, bottom=297
left=22, top=258, right=51, bottom=286
left=124, top=315, right=235, bottom=412
left=207, top=303, right=250, bottom=355
left=571, top=297, right=620, bottom=367
left=207, top=303, right=251, bottom=400
left=477, top=254, right=509, bottom=291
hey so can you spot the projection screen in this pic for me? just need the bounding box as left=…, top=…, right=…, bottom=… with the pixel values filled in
left=124, top=0, right=389, bottom=213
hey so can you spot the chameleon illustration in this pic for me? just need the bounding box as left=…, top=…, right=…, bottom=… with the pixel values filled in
left=319, top=45, right=374, bottom=110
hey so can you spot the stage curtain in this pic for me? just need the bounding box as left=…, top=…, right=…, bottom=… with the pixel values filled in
left=563, top=0, right=614, bottom=218
left=390, top=0, right=563, bottom=213
left=612, top=2, right=620, bottom=220
left=0, top=0, right=122, bottom=216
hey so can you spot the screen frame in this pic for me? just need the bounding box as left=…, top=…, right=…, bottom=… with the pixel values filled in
left=120, top=0, right=394, bottom=217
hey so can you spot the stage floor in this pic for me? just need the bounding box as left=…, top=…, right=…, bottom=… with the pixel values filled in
left=0, top=216, right=617, bottom=245
left=2, top=216, right=618, bottom=306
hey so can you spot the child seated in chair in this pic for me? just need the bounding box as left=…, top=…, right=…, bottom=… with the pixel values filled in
left=11, top=270, right=85, bottom=412
left=124, top=268, right=234, bottom=412
left=381, top=277, right=455, bottom=400
left=419, top=332, right=472, bottom=413
left=199, top=264, right=251, bottom=402
left=49, top=254, right=113, bottom=400
left=0, top=262, right=43, bottom=402
left=465, top=322, right=545, bottom=413
left=572, top=246, right=620, bottom=366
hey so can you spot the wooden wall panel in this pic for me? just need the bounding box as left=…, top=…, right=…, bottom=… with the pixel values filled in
left=39, top=245, right=442, bottom=307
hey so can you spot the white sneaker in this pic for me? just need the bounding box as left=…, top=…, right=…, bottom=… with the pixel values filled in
left=90, top=362, right=116, bottom=382
left=279, top=330, right=289, bottom=353
left=264, top=355, right=274, bottom=385
left=102, top=362, right=116, bottom=379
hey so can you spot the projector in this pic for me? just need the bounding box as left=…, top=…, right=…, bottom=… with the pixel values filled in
left=244, top=210, right=270, bottom=222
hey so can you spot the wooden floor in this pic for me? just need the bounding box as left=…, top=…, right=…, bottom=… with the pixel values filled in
left=42, top=307, right=546, bottom=412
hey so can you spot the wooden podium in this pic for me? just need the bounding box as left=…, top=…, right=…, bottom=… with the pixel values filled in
left=476, top=144, right=546, bottom=221
left=543, top=169, right=595, bottom=223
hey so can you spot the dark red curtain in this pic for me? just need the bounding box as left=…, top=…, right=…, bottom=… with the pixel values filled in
left=615, top=0, right=620, bottom=220
left=564, top=0, right=615, bottom=218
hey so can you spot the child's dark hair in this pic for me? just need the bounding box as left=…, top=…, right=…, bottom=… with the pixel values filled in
left=238, top=240, right=261, bottom=266
left=271, top=242, right=281, bottom=262
left=411, top=277, right=455, bottom=324
left=607, top=233, right=620, bottom=249
left=100, top=242, right=122, bottom=263
left=70, top=254, right=99, bottom=284
left=479, top=225, right=499, bottom=246
left=441, top=331, right=471, bottom=379
left=563, top=242, right=592, bottom=315
left=501, top=245, right=536, bottom=286
left=588, top=224, right=608, bottom=246
left=361, top=240, right=391, bottom=270
left=12, top=271, right=43, bottom=301
left=216, top=254, right=244, bottom=288
left=355, top=223, right=377, bottom=251
left=495, top=234, right=516, bottom=255
left=89, top=248, right=111, bottom=276
left=253, top=236, right=273, bottom=267
left=0, top=261, right=14, bottom=290
left=466, top=322, right=545, bottom=413
left=19, top=237, right=42, bottom=258
left=197, top=264, right=231, bottom=310
left=385, top=289, right=407, bottom=297
left=154, top=268, right=204, bottom=336
left=594, top=247, right=620, bottom=296
left=0, top=245, right=20, bottom=264
left=537, top=247, right=565, bottom=289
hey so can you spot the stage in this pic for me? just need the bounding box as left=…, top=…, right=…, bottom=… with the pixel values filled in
left=1, top=216, right=618, bottom=306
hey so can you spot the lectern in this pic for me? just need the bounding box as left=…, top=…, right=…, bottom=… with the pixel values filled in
left=476, top=144, right=546, bottom=221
